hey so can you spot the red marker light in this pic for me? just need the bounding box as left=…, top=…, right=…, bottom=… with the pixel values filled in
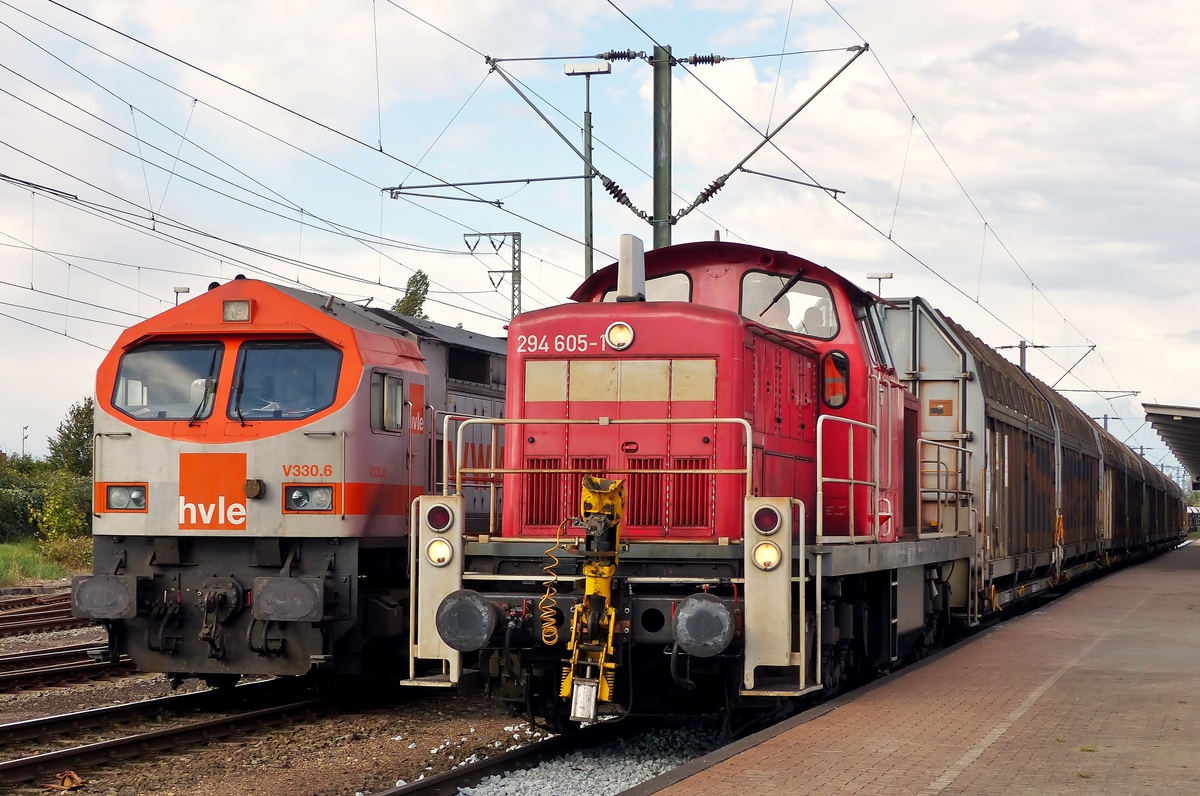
left=426, top=504, right=453, bottom=533
left=753, top=506, right=780, bottom=534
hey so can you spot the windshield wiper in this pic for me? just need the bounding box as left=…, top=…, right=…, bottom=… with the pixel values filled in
left=758, top=270, right=804, bottom=318
left=187, top=350, right=219, bottom=427
left=232, top=353, right=249, bottom=426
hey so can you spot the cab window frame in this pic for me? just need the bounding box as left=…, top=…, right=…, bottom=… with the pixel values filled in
left=226, top=339, right=343, bottom=422
left=738, top=270, right=840, bottom=340
left=370, top=371, right=407, bottom=434
left=601, top=270, right=692, bottom=303
left=112, top=340, right=225, bottom=422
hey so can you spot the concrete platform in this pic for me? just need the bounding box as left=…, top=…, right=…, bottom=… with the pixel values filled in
left=636, top=542, right=1200, bottom=795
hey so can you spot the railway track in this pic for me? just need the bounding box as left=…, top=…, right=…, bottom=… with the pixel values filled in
left=0, top=593, right=89, bottom=637
left=0, top=644, right=135, bottom=691
left=0, top=678, right=320, bottom=784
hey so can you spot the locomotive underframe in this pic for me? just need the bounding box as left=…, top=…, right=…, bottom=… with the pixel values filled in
left=452, top=538, right=973, bottom=717
left=81, top=535, right=409, bottom=678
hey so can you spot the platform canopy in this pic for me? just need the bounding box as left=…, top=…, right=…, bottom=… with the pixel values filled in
left=1144, top=403, right=1200, bottom=481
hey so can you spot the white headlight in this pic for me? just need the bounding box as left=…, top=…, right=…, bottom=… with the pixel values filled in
left=223, top=299, right=251, bottom=322
left=426, top=538, right=453, bottom=567
left=751, top=541, right=782, bottom=571
left=604, top=321, right=634, bottom=350
left=287, top=486, right=333, bottom=511
left=107, top=486, right=131, bottom=509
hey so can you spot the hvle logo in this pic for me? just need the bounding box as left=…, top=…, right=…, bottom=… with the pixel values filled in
left=178, top=453, right=247, bottom=530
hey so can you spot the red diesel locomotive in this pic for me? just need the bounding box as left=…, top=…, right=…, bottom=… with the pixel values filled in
left=406, top=236, right=1183, bottom=727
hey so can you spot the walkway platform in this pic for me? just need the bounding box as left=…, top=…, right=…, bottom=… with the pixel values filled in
left=634, top=542, right=1200, bottom=795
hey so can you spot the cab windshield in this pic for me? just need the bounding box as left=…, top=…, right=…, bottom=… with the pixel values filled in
left=113, top=342, right=223, bottom=421
left=228, top=340, right=342, bottom=421
left=602, top=272, right=691, bottom=302
left=740, top=271, right=839, bottom=339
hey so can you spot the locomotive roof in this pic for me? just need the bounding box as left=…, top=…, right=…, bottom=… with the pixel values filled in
left=366, top=307, right=507, bottom=356
left=569, top=240, right=873, bottom=305
left=270, top=284, right=421, bottom=342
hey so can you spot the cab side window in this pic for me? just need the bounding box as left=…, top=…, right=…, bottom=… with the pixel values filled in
left=371, top=373, right=406, bottom=433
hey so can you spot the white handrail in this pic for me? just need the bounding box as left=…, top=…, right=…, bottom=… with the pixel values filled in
left=917, top=439, right=972, bottom=539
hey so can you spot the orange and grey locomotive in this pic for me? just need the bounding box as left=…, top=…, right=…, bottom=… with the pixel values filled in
left=408, top=237, right=1184, bottom=727
left=72, top=279, right=503, bottom=683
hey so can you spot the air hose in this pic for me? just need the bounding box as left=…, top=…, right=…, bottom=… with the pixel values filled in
left=539, top=519, right=569, bottom=645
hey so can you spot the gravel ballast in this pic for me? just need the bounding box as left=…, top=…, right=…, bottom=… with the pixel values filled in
left=458, top=726, right=721, bottom=796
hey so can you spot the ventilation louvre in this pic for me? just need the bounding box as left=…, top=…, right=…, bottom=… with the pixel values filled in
left=671, top=457, right=711, bottom=527
left=523, top=458, right=562, bottom=526
left=626, top=458, right=664, bottom=527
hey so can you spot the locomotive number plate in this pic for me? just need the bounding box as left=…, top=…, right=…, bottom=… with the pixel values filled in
left=282, top=464, right=335, bottom=477
left=516, top=333, right=607, bottom=354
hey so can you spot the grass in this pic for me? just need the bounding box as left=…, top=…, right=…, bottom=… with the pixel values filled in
left=1079, top=746, right=1098, bottom=753
left=0, top=539, right=70, bottom=587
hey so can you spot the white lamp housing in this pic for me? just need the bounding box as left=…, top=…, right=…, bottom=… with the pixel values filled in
left=616, top=234, right=646, bottom=302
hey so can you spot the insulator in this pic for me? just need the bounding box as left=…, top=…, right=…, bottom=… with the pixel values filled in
left=602, top=177, right=629, bottom=203
left=686, top=54, right=725, bottom=66
left=597, top=50, right=643, bottom=62
left=697, top=177, right=726, bottom=203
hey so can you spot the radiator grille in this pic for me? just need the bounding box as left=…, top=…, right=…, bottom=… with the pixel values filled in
left=524, top=458, right=562, bottom=526
left=671, top=457, right=711, bottom=527
left=568, top=457, right=607, bottom=519
left=626, top=458, right=664, bottom=527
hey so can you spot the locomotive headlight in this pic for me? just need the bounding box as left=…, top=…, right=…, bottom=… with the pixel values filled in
left=751, top=541, right=783, bottom=571
left=286, top=486, right=333, bottom=511
left=310, top=488, right=333, bottom=511
left=106, top=484, right=147, bottom=511
left=222, top=299, right=251, bottom=322
left=425, top=504, right=453, bottom=533
left=604, top=321, right=634, bottom=350
left=752, top=506, right=781, bottom=535
left=107, top=486, right=131, bottom=509
left=425, top=537, right=454, bottom=567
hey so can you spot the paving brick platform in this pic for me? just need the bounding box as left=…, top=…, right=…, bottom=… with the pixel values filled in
left=637, top=542, right=1200, bottom=795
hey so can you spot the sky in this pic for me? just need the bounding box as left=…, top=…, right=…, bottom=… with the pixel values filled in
left=0, top=0, right=1196, bottom=480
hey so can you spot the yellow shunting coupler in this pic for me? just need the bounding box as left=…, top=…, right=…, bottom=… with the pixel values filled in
left=561, top=476, right=625, bottom=722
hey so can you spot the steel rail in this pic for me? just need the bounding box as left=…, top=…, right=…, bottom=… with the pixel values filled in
left=0, top=612, right=90, bottom=637
left=0, top=690, right=323, bottom=783
left=0, top=593, right=69, bottom=611
left=0, top=678, right=290, bottom=745
left=0, top=642, right=104, bottom=668
left=0, top=657, right=135, bottom=691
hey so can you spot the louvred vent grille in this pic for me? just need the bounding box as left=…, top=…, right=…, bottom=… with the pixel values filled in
left=626, top=458, right=664, bottom=527
left=671, top=458, right=711, bottom=527
left=523, top=458, right=561, bottom=526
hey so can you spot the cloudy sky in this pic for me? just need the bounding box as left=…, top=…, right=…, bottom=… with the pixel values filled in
left=0, top=0, right=1195, bottom=477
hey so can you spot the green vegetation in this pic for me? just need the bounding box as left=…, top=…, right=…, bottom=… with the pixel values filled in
left=0, top=540, right=69, bottom=587
left=0, top=397, right=95, bottom=579
left=391, top=270, right=430, bottom=319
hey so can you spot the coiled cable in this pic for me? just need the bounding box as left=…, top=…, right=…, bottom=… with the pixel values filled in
left=539, top=519, right=569, bottom=645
